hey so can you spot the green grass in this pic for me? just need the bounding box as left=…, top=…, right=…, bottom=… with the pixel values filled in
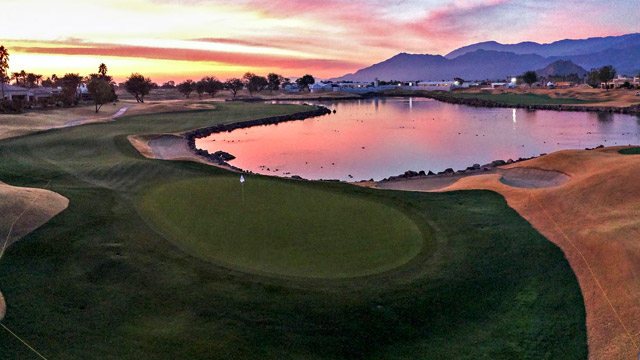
left=382, top=89, right=597, bottom=105
left=619, top=147, right=640, bottom=154
left=0, top=102, right=587, bottom=359
left=139, top=177, right=423, bottom=278
left=446, top=92, right=594, bottom=105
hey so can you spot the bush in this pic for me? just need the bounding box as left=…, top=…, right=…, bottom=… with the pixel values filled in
left=0, top=99, right=25, bottom=113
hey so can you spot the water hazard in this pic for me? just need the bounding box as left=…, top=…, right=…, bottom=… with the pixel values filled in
left=196, top=97, right=640, bottom=181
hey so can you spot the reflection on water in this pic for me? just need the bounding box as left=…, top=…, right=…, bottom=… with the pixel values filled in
left=196, top=97, right=640, bottom=181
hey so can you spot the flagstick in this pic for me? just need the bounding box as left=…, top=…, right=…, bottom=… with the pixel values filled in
left=240, top=175, right=245, bottom=206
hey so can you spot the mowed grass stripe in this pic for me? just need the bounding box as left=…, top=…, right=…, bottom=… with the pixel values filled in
left=138, top=176, right=424, bottom=278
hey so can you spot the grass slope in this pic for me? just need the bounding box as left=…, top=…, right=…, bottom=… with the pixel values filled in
left=0, top=102, right=586, bottom=359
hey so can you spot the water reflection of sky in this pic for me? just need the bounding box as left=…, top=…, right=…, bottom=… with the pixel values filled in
left=197, top=98, right=640, bottom=181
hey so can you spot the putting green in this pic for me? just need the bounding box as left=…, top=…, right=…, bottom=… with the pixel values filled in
left=138, top=176, right=424, bottom=278
left=619, top=147, right=640, bottom=154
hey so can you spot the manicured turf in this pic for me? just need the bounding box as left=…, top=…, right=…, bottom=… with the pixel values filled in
left=0, top=102, right=587, bottom=359
left=446, top=91, right=594, bottom=105
left=618, top=147, right=640, bottom=154
left=139, top=177, right=423, bottom=278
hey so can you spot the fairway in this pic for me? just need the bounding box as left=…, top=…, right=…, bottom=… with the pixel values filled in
left=446, top=92, right=595, bottom=105
left=0, top=102, right=587, bottom=359
left=139, top=177, right=423, bottom=278
left=619, top=146, right=640, bottom=154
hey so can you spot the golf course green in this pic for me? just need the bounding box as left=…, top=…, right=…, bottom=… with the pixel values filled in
left=619, top=146, right=640, bottom=154
left=139, top=177, right=424, bottom=278
left=0, top=102, right=587, bottom=359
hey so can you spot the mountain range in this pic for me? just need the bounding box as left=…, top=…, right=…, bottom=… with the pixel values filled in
left=333, top=33, right=640, bottom=82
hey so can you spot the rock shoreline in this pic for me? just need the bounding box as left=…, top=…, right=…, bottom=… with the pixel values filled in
left=226, top=96, right=361, bottom=102
left=184, top=105, right=332, bottom=172
left=379, top=144, right=607, bottom=183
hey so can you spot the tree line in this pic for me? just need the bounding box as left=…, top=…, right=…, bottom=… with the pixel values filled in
left=520, top=65, right=622, bottom=89
left=169, top=72, right=315, bottom=99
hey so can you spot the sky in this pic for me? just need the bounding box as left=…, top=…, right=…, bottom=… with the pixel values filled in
left=1, top=0, right=638, bottom=83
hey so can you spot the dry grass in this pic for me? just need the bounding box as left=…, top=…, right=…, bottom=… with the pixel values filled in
left=0, top=102, right=132, bottom=140
left=385, top=147, right=640, bottom=359
left=0, top=99, right=218, bottom=141
left=123, top=100, right=216, bottom=117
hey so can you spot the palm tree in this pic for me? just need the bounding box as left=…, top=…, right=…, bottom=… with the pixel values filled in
left=0, top=45, right=9, bottom=99
left=35, top=74, right=43, bottom=87
left=98, top=63, right=107, bottom=77
left=11, top=72, right=21, bottom=86
left=19, top=70, right=27, bottom=86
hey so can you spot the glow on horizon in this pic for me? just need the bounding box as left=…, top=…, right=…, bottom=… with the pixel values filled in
left=1, top=0, right=639, bottom=82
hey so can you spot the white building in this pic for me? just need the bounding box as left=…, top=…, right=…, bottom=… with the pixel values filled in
left=415, top=81, right=459, bottom=91
left=1, top=84, right=58, bottom=101
left=611, top=75, right=640, bottom=88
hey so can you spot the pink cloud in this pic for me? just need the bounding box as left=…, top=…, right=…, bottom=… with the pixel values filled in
left=10, top=43, right=364, bottom=71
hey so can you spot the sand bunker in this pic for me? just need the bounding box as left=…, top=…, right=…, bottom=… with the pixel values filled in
left=148, top=135, right=194, bottom=159
left=0, top=181, right=68, bottom=320
left=129, top=134, right=238, bottom=175
left=498, top=167, right=569, bottom=188
left=129, top=134, right=193, bottom=160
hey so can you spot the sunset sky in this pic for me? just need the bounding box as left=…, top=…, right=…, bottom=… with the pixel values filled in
left=1, top=0, right=639, bottom=83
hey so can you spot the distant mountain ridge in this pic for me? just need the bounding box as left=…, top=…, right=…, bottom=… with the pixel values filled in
left=332, top=33, right=640, bottom=82
left=445, top=33, right=640, bottom=58
left=535, top=60, right=587, bottom=78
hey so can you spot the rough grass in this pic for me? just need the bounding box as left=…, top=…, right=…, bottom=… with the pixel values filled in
left=618, top=147, right=640, bottom=154
left=139, top=177, right=424, bottom=278
left=0, top=102, right=587, bottom=359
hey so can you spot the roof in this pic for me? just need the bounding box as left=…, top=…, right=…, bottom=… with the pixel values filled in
left=1, top=84, right=30, bottom=91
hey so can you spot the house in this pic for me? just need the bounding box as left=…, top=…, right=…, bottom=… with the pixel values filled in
left=310, top=82, right=333, bottom=92
left=414, top=81, right=459, bottom=91
left=555, top=82, right=573, bottom=88
left=283, top=84, right=300, bottom=93
left=1, top=84, right=58, bottom=101
left=611, top=75, right=640, bottom=88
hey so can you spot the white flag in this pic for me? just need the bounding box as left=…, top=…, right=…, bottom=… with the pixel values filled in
left=240, top=175, right=245, bottom=183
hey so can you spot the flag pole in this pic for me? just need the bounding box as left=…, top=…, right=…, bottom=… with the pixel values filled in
left=240, top=175, right=245, bottom=205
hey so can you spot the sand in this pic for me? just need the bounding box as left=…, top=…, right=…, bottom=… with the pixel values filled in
left=128, top=134, right=239, bottom=175
left=379, top=147, right=640, bottom=359
left=0, top=181, right=69, bottom=320
left=376, top=167, right=568, bottom=191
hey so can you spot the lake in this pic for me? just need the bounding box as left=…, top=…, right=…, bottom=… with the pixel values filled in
left=196, top=97, right=640, bottom=181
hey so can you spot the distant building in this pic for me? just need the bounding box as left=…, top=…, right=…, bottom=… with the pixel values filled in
left=555, top=82, right=573, bottom=88
left=1, top=84, right=59, bottom=101
left=283, top=84, right=300, bottom=93
left=414, top=81, right=459, bottom=91
left=611, top=75, right=640, bottom=88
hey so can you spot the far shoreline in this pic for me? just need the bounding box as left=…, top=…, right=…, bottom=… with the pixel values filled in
left=228, top=88, right=640, bottom=115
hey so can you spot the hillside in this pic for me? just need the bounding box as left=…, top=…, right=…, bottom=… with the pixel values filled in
left=333, top=33, right=640, bottom=82
left=445, top=33, right=640, bottom=58
left=535, top=60, right=587, bottom=78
